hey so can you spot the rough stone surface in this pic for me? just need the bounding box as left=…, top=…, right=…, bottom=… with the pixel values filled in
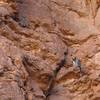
left=0, top=0, right=99, bottom=100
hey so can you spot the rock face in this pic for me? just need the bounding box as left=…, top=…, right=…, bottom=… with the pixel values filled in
left=0, top=0, right=100, bottom=100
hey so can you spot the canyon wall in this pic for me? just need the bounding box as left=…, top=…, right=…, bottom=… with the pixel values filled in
left=0, top=0, right=100, bottom=100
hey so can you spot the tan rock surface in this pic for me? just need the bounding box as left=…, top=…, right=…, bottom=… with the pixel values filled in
left=0, top=0, right=99, bottom=100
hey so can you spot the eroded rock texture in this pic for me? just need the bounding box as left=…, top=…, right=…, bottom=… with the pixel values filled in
left=0, top=0, right=100, bottom=100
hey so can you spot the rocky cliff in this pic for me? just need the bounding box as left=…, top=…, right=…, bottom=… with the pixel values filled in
left=0, top=0, right=100, bottom=100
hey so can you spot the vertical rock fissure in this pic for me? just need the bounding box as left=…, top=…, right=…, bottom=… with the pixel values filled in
left=45, top=51, right=68, bottom=100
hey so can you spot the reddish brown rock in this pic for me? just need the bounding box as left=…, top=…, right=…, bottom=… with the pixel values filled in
left=0, top=0, right=100, bottom=100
